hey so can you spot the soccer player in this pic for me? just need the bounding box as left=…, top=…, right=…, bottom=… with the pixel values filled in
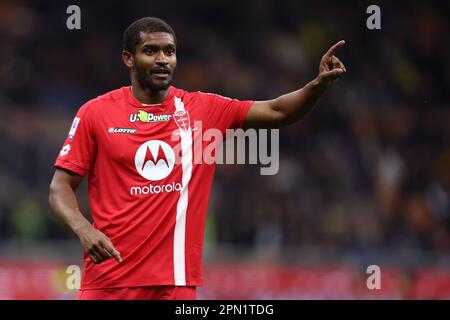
left=49, top=17, right=346, bottom=300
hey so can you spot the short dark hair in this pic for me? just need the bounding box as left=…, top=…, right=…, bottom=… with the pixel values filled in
left=123, top=17, right=176, bottom=54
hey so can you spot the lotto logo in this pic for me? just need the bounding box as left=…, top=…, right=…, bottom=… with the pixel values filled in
left=108, top=127, right=136, bottom=134
left=60, top=144, right=71, bottom=156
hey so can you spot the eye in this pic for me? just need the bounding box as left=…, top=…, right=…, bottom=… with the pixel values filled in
left=144, top=47, right=156, bottom=55
left=165, top=48, right=175, bottom=56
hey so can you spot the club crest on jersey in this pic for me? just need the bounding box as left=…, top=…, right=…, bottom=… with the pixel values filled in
left=173, top=110, right=191, bottom=132
left=129, top=110, right=172, bottom=123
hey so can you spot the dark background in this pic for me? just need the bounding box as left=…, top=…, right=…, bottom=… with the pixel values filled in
left=0, top=0, right=449, bottom=299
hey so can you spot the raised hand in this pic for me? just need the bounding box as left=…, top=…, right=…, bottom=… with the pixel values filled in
left=318, top=40, right=347, bottom=87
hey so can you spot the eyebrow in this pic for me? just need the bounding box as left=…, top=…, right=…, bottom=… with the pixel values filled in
left=141, top=43, right=176, bottom=49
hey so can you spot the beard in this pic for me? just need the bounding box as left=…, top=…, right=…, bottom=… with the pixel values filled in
left=134, top=60, right=172, bottom=91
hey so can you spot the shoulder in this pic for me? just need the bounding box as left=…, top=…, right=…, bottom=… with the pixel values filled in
left=78, top=87, right=127, bottom=114
left=171, top=87, right=194, bottom=100
left=177, top=90, right=233, bottom=105
left=171, top=87, right=219, bottom=99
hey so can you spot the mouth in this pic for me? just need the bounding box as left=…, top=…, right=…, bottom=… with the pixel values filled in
left=151, top=68, right=171, bottom=79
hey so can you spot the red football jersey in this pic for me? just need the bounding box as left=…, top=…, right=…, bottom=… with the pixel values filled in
left=54, top=86, right=253, bottom=289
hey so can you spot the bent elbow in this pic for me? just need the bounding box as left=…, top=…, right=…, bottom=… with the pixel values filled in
left=48, top=181, right=56, bottom=207
left=48, top=177, right=60, bottom=207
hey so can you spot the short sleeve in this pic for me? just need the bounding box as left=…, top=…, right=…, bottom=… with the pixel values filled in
left=54, top=103, right=97, bottom=176
left=202, top=93, right=253, bottom=132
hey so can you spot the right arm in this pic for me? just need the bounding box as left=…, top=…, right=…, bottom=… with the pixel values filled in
left=49, top=168, right=122, bottom=264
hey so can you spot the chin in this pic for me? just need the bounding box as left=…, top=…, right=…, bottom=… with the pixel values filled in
left=142, top=81, right=169, bottom=92
left=153, top=83, right=171, bottom=91
left=137, top=71, right=172, bottom=92
left=147, top=77, right=172, bottom=91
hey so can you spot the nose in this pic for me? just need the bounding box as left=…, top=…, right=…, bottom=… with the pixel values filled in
left=155, top=51, right=169, bottom=64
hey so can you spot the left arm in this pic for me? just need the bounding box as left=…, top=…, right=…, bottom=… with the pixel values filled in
left=243, top=40, right=347, bottom=129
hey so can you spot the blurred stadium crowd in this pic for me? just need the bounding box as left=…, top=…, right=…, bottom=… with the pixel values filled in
left=0, top=0, right=449, bottom=269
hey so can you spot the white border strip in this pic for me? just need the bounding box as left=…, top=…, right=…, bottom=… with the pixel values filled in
left=173, top=97, right=192, bottom=286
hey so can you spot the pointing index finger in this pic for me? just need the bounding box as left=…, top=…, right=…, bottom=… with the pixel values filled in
left=103, top=241, right=122, bottom=263
left=324, top=40, right=346, bottom=58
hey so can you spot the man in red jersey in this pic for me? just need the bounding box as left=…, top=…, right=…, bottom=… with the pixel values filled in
left=49, top=17, right=346, bottom=300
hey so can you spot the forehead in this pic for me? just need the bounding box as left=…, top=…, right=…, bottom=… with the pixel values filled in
left=138, top=32, right=175, bottom=47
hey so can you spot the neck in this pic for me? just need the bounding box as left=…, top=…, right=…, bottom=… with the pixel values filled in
left=131, top=77, right=170, bottom=105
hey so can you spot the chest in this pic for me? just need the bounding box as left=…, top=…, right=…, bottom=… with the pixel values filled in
left=93, top=101, right=204, bottom=171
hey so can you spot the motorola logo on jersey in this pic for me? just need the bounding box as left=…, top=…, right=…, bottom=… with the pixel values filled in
left=134, top=140, right=175, bottom=181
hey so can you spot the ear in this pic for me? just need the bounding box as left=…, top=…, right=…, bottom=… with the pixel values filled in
left=122, top=51, right=134, bottom=68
